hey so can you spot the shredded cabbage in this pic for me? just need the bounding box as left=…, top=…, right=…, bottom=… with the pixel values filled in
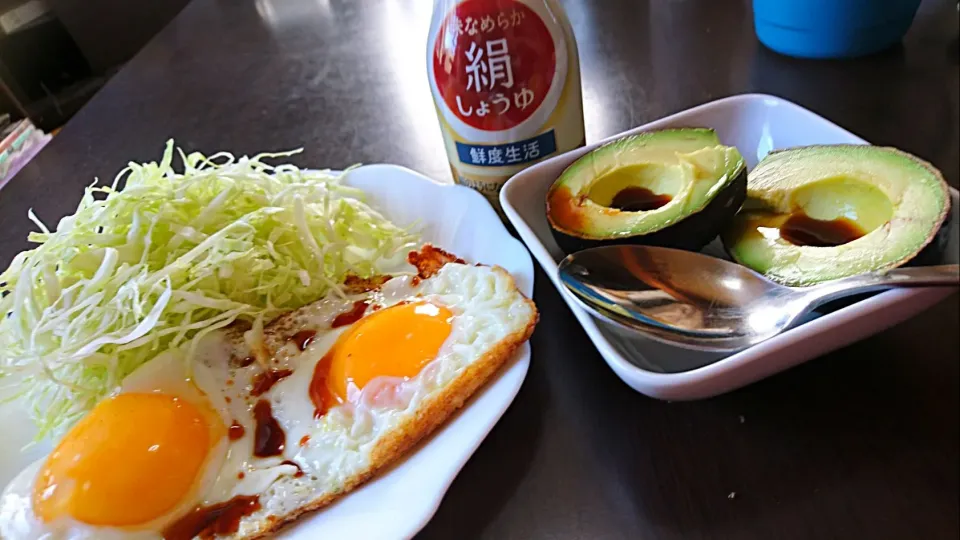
left=0, top=140, right=419, bottom=440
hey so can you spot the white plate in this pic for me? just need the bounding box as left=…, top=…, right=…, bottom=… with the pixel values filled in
left=276, top=165, right=534, bottom=539
left=500, top=93, right=958, bottom=400
left=0, top=164, right=535, bottom=540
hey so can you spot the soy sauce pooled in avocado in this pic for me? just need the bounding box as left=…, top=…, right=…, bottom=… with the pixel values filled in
left=738, top=210, right=868, bottom=248
left=609, top=187, right=673, bottom=212
left=779, top=213, right=866, bottom=247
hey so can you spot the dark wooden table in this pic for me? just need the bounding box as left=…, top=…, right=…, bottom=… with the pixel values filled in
left=2, top=1, right=958, bottom=538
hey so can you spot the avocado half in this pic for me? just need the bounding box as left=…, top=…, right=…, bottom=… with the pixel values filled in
left=721, top=145, right=952, bottom=287
left=546, top=128, right=747, bottom=252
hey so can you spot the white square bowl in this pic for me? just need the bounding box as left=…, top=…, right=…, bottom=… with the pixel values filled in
left=500, top=93, right=959, bottom=400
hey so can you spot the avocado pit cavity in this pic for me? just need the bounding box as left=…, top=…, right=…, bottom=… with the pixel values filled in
left=740, top=176, right=895, bottom=248
left=586, top=162, right=682, bottom=213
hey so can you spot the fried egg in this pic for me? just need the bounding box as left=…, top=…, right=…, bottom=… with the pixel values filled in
left=0, top=349, right=237, bottom=539
left=0, top=246, right=538, bottom=539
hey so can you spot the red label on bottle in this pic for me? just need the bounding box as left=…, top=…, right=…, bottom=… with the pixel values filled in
left=432, top=0, right=556, bottom=131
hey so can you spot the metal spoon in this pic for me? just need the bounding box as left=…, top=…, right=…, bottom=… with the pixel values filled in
left=558, top=245, right=959, bottom=352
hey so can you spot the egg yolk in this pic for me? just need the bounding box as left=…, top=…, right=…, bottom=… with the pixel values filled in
left=325, top=301, right=453, bottom=403
left=32, top=393, right=222, bottom=527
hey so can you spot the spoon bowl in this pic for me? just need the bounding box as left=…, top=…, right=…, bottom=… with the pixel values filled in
left=558, top=245, right=959, bottom=352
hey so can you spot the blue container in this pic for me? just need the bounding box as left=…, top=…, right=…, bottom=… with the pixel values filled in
left=753, top=0, right=921, bottom=59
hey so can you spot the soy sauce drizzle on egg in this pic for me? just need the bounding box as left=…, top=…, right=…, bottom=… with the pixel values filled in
left=280, top=460, right=305, bottom=478
left=162, top=495, right=261, bottom=540
left=291, top=330, right=316, bottom=351
left=331, top=301, right=369, bottom=328
left=228, top=421, right=245, bottom=441
left=250, top=368, right=293, bottom=396
left=231, top=355, right=256, bottom=368
left=252, top=400, right=285, bottom=457
left=309, top=352, right=339, bottom=419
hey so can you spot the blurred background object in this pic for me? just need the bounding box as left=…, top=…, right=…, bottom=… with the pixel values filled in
left=45, top=0, right=190, bottom=73
left=754, top=0, right=922, bottom=58
left=0, top=115, right=51, bottom=188
left=1, top=0, right=93, bottom=131
left=0, top=0, right=188, bottom=132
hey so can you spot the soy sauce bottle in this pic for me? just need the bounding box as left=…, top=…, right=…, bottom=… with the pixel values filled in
left=427, top=0, right=585, bottom=213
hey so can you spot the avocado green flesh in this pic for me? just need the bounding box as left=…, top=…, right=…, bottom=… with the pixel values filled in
left=723, top=145, right=951, bottom=286
left=548, top=128, right=747, bottom=239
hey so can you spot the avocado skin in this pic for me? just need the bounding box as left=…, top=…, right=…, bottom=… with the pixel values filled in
left=908, top=210, right=952, bottom=266
left=550, top=166, right=747, bottom=253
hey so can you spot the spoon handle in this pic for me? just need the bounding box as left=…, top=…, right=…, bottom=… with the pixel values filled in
left=802, top=264, right=959, bottom=306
